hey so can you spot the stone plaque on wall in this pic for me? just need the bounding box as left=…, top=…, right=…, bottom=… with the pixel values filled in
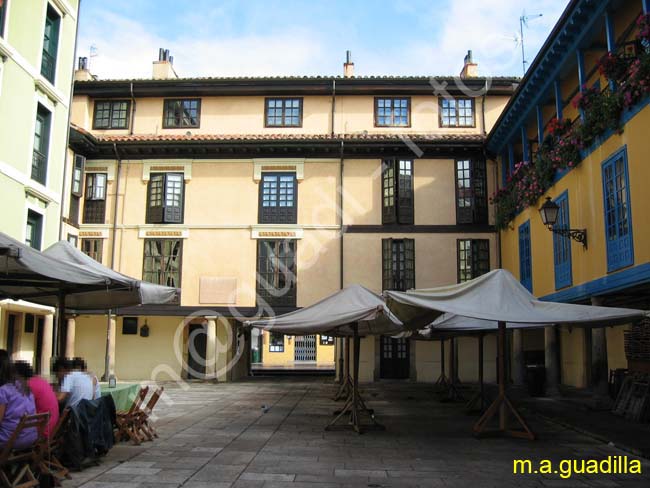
left=199, top=277, right=237, bottom=305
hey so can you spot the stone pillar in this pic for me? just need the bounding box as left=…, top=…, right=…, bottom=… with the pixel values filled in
left=545, top=326, right=560, bottom=395
left=103, top=314, right=116, bottom=380
left=41, top=314, right=53, bottom=377
left=512, top=329, right=525, bottom=386
left=205, top=317, right=217, bottom=380
left=64, top=316, right=76, bottom=358
left=590, top=297, right=609, bottom=396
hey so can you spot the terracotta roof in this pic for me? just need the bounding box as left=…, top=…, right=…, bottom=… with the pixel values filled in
left=94, top=133, right=486, bottom=143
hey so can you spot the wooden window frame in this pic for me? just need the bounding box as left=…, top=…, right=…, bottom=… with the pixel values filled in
left=83, top=173, right=107, bottom=224
left=92, top=100, right=131, bottom=130
left=264, top=97, right=303, bottom=128
left=455, top=159, right=488, bottom=225
left=258, top=172, right=298, bottom=224
left=146, top=172, right=185, bottom=224
left=142, top=239, right=183, bottom=288
left=439, top=97, right=476, bottom=128
left=81, top=238, right=103, bottom=264
left=256, top=240, right=297, bottom=308
left=382, top=158, right=414, bottom=225
left=374, top=97, right=411, bottom=127
left=41, top=5, right=60, bottom=83
left=457, top=239, right=490, bottom=283
left=162, top=98, right=201, bottom=129
left=382, top=238, right=415, bottom=292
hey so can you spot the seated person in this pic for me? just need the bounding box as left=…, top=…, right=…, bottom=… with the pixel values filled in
left=53, top=358, right=93, bottom=408
left=0, top=351, right=37, bottom=449
left=13, top=361, right=59, bottom=437
left=72, top=357, right=101, bottom=400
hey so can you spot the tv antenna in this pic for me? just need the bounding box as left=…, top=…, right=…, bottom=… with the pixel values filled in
left=89, top=44, right=98, bottom=70
left=520, top=12, right=543, bottom=75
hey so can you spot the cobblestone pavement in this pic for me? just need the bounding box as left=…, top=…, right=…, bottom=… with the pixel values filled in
left=62, top=378, right=650, bottom=488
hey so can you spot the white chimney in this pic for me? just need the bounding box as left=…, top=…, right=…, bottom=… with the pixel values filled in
left=343, top=50, right=354, bottom=78
left=153, top=48, right=178, bottom=80
left=460, top=50, right=478, bottom=79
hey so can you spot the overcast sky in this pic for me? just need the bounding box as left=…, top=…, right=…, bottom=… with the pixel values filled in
left=77, top=0, right=568, bottom=79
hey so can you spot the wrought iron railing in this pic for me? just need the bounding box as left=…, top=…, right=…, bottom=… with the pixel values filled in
left=40, top=50, right=55, bottom=83
left=31, top=150, right=47, bottom=185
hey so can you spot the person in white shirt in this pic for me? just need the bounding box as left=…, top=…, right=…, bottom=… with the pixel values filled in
left=54, top=358, right=94, bottom=408
left=72, top=357, right=101, bottom=400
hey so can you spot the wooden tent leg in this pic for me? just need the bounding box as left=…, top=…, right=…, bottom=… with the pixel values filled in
left=434, top=340, right=451, bottom=388
left=334, top=337, right=352, bottom=401
left=466, top=333, right=490, bottom=413
left=326, top=325, right=384, bottom=434
left=473, top=322, right=535, bottom=440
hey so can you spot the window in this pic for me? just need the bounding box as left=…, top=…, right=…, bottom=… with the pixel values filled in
left=552, top=192, right=572, bottom=290
left=257, top=240, right=296, bottom=307
left=382, top=159, right=414, bottom=225
left=41, top=6, right=60, bottom=83
left=375, top=97, right=410, bottom=127
left=67, top=234, right=78, bottom=246
left=93, top=101, right=130, bottom=129
left=602, top=148, right=633, bottom=272
left=83, top=173, right=107, bottom=224
left=143, top=239, right=182, bottom=287
left=440, top=98, right=475, bottom=127
left=320, top=335, right=335, bottom=346
left=259, top=173, right=297, bottom=224
left=382, top=239, right=415, bottom=291
left=26, top=210, right=43, bottom=250
left=32, top=105, right=51, bottom=185
left=163, top=99, right=201, bottom=128
left=122, top=317, right=138, bottom=335
left=457, top=239, right=490, bottom=283
left=69, top=154, right=84, bottom=225
left=265, top=98, right=302, bottom=127
left=269, top=332, right=284, bottom=352
left=455, top=159, right=488, bottom=225
left=0, top=0, right=7, bottom=38
left=146, top=173, right=184, bottom=224
left=24, top=314, right=35, bottom=334
left=518, top=221, right=532, bottom=293
left=81, top=238, right=103, bottom=263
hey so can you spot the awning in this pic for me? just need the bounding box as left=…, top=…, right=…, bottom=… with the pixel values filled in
left=245, top=284, right=403, bottom=336
left=385, top=269, right=648, bottom=329
left=43, top=241, right=179, bottom=309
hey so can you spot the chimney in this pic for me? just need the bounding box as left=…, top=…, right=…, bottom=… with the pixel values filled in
left=74, top=56, right=95, bottom=81
left=460, top=50, right=478, bottom=79
left=152, top=48, right=178, bottom=80
left=343, top=50, right=354, bottom=78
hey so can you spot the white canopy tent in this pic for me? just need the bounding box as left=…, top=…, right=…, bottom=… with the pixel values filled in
left=385, top=269, right=649, bottom=440
left=246, top=285, right=403, bottom=433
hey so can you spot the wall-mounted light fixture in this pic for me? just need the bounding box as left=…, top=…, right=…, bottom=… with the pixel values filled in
left=539, top=197, right=587, bottom=248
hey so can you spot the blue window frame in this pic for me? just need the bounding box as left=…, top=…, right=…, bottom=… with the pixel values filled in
left=602, top=147, right=633, bottom=273
left=553, top=192, right=572, bottom=290
left=518, top=221, right=532, bottom=293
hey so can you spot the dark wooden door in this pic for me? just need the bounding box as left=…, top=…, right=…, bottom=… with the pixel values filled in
left=187, top=323, right=207, bottom=379
left=380, top=336, right=410, bottom=379
left=35, top=317, right=44, bottom=374
left=6, top=314, right=17, bottom=355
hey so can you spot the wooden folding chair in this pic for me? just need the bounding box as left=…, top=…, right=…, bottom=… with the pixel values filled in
left=115, top=386, right=149, bottom=445
left=134, top=387, right=164, bottom=442
left=37, top=408, right=71, bottom=485
left=0, top=412, right=49, bottom=488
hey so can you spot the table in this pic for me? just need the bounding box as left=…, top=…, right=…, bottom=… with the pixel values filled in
left=100, top=383, right=140, bottom=411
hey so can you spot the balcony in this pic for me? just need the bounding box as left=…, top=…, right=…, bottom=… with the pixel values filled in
left=31, top=150, right=47, bottom=185
left=40, top=50, right=55, bottom=84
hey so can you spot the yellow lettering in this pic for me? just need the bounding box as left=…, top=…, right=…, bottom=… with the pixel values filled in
left=539, top=460, right=552, bottom=474
left=559, top=460, right=572, bottom=479
left=630, top=460, right=641, bottom=474
left=513, top=460, right=532, bottom=474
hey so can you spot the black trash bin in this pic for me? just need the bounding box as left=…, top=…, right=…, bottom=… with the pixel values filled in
left=526, top=364, right=546, bottom=397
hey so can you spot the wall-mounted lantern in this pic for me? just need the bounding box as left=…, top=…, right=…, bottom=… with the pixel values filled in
left=140, top=320, right=150, bottom=337
left=539, top=197, right=587, bottom=248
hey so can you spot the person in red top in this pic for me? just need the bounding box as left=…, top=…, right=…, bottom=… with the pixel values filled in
left=13, top=361, right=59, bottom=437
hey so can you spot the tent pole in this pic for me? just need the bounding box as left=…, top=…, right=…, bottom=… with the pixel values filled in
left=333, top=335, right=352, bottom=401
left=435, top=340, right=450, bottom=390
left=466, top=332, right=487, bottom=413
left=473, top=322, right=535, bottom=440
left=103, top=309, right=112, bottom=381
left=351, top=323, right=361, bottom=433
left=337, top=338, right=344, bottom=385
left=54, top=292, right=65, bottom=358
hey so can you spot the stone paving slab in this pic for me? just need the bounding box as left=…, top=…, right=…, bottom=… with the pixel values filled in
left=62, top=379, right=650, bottom=488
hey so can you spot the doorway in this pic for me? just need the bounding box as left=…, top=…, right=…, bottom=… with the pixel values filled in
left=35, top=317, right=44, bottom=374
left=186, top=323, right=207, bottom=379
left=6, top=314, right=17, bottom=356
left=294, top=335, right=316, bottom=362
left=380, top=336, right=410, bottom=379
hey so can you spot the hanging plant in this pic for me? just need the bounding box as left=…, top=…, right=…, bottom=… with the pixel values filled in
left=572, top=86, right=624, bottom=147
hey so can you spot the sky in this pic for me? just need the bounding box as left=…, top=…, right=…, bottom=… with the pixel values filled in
left=77, top=0, right=569, bottom=80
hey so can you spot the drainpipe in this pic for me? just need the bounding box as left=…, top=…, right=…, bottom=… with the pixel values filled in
left=111, top=143, right=122, bottom=269
left=58, top=0, right=83, bottom=241
left=129, top=82, right=136, bottom=135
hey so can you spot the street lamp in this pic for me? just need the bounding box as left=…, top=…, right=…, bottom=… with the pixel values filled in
left=539, top=197, right=588, bottom=248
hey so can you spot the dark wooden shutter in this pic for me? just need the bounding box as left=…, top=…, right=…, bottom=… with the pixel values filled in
left=404, top=239, right=415, bottom=290
left=146, top=174, right=164, bottom=224
left=456, top=160, right=474, bottom=225
left=382, top=160, right=397, bottom=224
left=397, top=160, right=414, bottom=224
left=381, top=238, right=393, bottom=291
left=470, top=240, right=490, bottom=278
left=472, top=159, right=488, bottom=224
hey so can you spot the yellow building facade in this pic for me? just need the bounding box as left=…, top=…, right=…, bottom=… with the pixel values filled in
left=62, top=50, right=518, bottom=382
left=488, top=0, right=650, bottom=390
